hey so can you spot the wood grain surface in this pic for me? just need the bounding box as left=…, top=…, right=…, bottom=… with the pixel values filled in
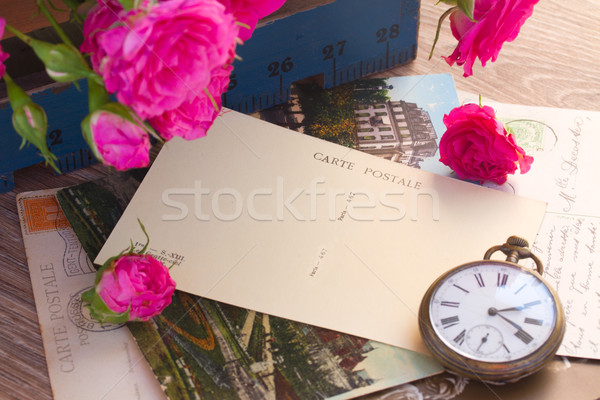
left=0, top=1, right=599, bottom=399
left=0, top=0, right=70, bottom=37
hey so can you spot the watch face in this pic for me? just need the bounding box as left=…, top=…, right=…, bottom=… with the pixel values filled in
left=429, top=262, right=558, bottom=363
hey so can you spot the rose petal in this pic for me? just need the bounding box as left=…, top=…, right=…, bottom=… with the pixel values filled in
left=439, top=103, right=533, bottom=184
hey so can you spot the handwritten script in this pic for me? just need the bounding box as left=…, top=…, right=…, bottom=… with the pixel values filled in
left=533, top=214, right=600, bottom=358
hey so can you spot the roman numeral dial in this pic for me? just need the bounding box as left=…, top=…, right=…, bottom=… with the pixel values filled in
left=425, top=262, right=559, bottom=364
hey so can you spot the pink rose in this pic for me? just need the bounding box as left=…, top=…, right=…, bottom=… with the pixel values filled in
left=80, top=0, right=124, bottom=71
left=218, top=0, right=286, bottom=40
left=439, top=103, right=533, bottom=185
left=82, top=221, right=176, bottom=324
left=89, top=110, right=150, bottom=170
left=97, top=0, right=239, bottom=119
left=149, top=64, right=232, bottom=140
left=95, top=254, right=176, bottom=321
left=0, top=18, right=9, bottom=79
left=443, top=0, right=539, bottom=77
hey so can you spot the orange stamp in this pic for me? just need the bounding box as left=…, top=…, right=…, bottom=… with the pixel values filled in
left=21, top=195, right=70, bottom=234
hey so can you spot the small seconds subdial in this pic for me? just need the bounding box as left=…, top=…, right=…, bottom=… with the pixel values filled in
left=466, top=324, right=504, bottom=355
left=429, top=262, right=557, bottom=363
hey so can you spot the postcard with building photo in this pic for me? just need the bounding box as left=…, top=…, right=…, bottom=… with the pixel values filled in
left=56, top=176, right=444, bottom=400
left=256, top=73, right=459, bottom=175
left=128, top=293, right=443, bottom=400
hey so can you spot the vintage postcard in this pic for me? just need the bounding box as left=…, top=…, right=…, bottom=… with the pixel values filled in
left=16, top=189, right=165, bottom=400
left=95, top=100, right=547, bottom=354
left=257, top=78, right=600, bottom=360
left=257, top=74, right=458, bottom=176
left=456, top=94, right=600, bottom=360
left=129, top=295, right=445, bottom=400
left=56, top=177, right=445, bottom=400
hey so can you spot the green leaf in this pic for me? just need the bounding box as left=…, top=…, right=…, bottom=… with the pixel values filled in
left=81, top=287, right=96, bottom=304
left=138, top=218, right=150, bottom=254
left=204, top=87, right=219, bottom=111
left=429, top=6, right=458, bottom=60
left=142, top=120, right=163, bottom=142
left=457, top=0, right=475, bottom=21
left=99, top=102, right=159, bottom=139
left=101, top=102, right=139, bottom=122
left=89, top=291, right=131, bottom=324
left=87, top=77, right=110, bottom=114
left=101, top=310, right=131, bottom=325
left=81, top=279, right=132, bottom=324
left=60, top=0, right=84, bottom=11
left=3, top=73, right=31, bottom=110
left=45, top=0, right=67, bottom=12
left=117, top=0, right=135, bottom=11
left=81, top=113, right=104, bottom=162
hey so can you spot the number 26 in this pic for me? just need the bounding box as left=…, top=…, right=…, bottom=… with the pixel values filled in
left=268, top=57, right=294, bottom=77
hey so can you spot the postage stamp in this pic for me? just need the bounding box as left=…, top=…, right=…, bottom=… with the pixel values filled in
left=20, top=195, right=70, bottom=234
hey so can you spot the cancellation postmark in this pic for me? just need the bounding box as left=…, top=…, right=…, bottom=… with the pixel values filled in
left=68, top=287, right=125, bottom=333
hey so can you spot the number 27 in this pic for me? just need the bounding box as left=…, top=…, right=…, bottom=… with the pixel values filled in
left=322, top=40, right=347, bottom=60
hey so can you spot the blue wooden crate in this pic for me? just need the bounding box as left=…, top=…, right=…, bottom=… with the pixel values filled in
left=224, top=0, right=419, bottom=112
left=0, top=0, right=419, bottom=192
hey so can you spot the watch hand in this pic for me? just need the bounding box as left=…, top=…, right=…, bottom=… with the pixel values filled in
left=497, top=314, right=523, bottom=331
left=488, top=307, right=522, bottom=330
left=495, top=306, right=523, bottom=312
left=496, top=301, right=542, bottom=313
left=477, top=333, right=489, bottom=351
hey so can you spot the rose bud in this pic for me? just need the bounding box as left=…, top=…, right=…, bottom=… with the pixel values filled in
left=82, top=253, right=176, bottom=324
left=81, top=103, right=151, bottom=171
left=7, top=26, right=97, bottom=83
left=4, top=72, right=59, bottom=172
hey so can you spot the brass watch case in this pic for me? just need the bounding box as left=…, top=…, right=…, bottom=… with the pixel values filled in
left=418, top=259, right=566, bottom=384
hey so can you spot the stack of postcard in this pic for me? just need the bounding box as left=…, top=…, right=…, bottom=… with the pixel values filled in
left=95, top=74, right=546, bottom=355
left=23, top=74, right=588, bottom=400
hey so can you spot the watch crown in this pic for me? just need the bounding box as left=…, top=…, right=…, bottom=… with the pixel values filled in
left=507, top=236, right=529, bottom=248
left=485, top=236, right=543, bottom=275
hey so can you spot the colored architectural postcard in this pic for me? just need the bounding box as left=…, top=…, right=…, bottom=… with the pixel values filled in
left=256, top=73, right=460, bottom=175
left=128, top=296, right=444, bottom=400
left=56, top=176, right=444, bottom=400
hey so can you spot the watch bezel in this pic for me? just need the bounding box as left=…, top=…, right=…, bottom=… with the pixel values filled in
left=418, top=260, right=566, bottom=383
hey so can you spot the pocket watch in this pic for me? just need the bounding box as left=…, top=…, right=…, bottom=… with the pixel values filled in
left=418, top=236, right=565, bottom=383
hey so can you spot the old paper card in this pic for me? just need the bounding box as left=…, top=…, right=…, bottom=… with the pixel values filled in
left=96, top=109, right=547, bottom=355
left=55, top=175, right=445, bottom=400
left=457, top=95, right=600, bottom=359
left=128, top=295, right=445, bottom=400
left=16, top=189, right=166, bottom=400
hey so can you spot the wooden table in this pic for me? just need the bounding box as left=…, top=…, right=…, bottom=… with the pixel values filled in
left=1, top=1, right=599, bottom=399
